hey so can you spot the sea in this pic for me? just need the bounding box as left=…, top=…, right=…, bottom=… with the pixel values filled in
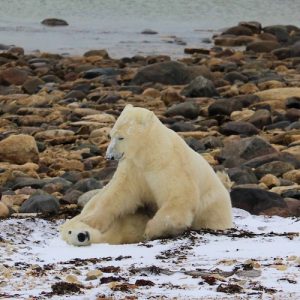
left=0, top=0, right=300, bottom=58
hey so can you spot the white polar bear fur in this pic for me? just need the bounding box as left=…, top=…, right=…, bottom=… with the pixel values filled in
left=60, top=104, right=233, bottom=245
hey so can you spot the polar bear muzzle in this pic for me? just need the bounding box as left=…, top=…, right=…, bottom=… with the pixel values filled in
left=68, top=230, right=91, bottom=246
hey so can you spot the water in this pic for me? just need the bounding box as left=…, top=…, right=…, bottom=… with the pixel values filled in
left=0, top=0, right=300, bottom=58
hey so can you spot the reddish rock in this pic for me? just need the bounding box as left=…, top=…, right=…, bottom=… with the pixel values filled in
left=0, top=67, right=28, bottom=85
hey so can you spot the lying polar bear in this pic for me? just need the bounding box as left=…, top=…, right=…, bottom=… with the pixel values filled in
left=60, top=104, right=233, bottom=246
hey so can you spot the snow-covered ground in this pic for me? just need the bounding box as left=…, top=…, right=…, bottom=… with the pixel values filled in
left=1, top=208, right=300, bottom=299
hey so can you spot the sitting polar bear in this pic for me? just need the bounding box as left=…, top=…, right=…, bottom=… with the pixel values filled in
left=60, top=104, right=233, bottom=246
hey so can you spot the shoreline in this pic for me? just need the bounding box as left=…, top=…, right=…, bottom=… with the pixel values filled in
left=0, top=20, right=300, bottom=299
left=0, top=21, right=300, bottom=219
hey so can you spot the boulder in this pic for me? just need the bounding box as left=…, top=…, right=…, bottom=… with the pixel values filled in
left=181, top=76, right=219, bottom=98
left=263, top=25, right=289, bottom=42
left=0, top=67, right=28, bottom=85
left=222, top=25, right=253, bottom=36
left=254, top=161, right=295, bottom=179
left=22, top=77, right=44, bottom=94
left=20, top=192, right=60, bottom=213
left=248, top=109, right=272, bottom=128
left=77, top=189, right=102, bottom=207
left=219, top=136, right=277, bottom=168
left=131, top=61, right=211, bottom=85
left=0, top=134, right=39, bottom=164
left=231, top=187, right=287, bottom=214
left=246, top=41, right=280, bottom=53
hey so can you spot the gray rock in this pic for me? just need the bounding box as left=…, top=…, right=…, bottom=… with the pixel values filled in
left=255, top=161, right=295, bottom=179
left=220, top=121, right=259, bottom=136
left=70, top=178, right=103, bottom=193
left=41, top=18, right=68, bottom=26
left=238, top=21, right=262, bottom=34
left=83, top=68, right=120, bottom=79
left=181, top=76, right=219, bottom=98
left=224, top=71, right=248, bottom=84
left=141, top=29, right=158, bottom=35
left=43, top=177, right=73, bottom=194
left=244, top=152, right=300, bottom=169
left=6, top=177, right=46, bottom=191
left=22, top=77, right=44, bottom=94
left=208, top=98, right=243, bottom=116
left=286, top=97, right=300, bottom=109
left=169, top=121, right=196, bottom=132
left=20, top=193, right=60, bottom=213
left=228, top=167, right=258, bottom=185
left=165, top=102, right=200, bottom=119
left=230, top=187, right=287, bottom=214
left=222, top=25, right=253, bottom=36
left=236, top=269, right=262, bottom=278
left=132, top=61, right=211, bottom=85
left=263, top=25, right=289, bottom=42
left=248, top=109, right=272, bottom=128
left=62, top=190, right=83, bottom=204
left=77, top=189, right=102, bottom=207
left=219, top=136, right=277, bottom=168
left=246, top=41, right=280, bottom=53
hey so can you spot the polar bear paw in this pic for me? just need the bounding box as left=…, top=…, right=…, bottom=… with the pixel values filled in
left=66, top=229, right=91, bottom=246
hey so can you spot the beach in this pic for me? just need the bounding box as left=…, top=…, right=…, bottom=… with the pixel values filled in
left=0, top=6, right=300, bottom=298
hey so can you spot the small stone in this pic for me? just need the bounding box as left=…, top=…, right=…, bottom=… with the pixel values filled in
left=248, top=109, right=272, bottom=128
left=65, top=274, right=78, bottom=284
left=83, top=49, right=109, bottom=58
left=141, top=29, right=158, bottom=35
left=260, top=174, right=280, bottom=188
left=41, top=18, right=68, bottom=26
left=255, top=161, right=294, bottom=179
left=0, top=134, right=39, bottom=164
left=62, top=190, right=83, bottom=204
left=142, top=88, right=161, bottom=99
left=0, top=202, right=10, bottom=218
left=22, top=77, right=44, bottom=94
left=220, top=121, right=259, bottom=136
left=165, top=102, right=199, bottom=119
left=181, top=76, right=218, bottom=98
left=161, top=87, right=184, bottom=105
left=86, top=269, right=103, bottom=280
left=283, top=170, right=300, bottom=184
left=236, top=269, right=262, bottom=278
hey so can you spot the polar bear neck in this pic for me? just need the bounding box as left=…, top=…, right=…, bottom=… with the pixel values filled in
left=132, top=118, right=176, bottom=171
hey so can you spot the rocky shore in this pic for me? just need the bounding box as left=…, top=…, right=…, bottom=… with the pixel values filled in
left=0, top=21, right=300, bottom=220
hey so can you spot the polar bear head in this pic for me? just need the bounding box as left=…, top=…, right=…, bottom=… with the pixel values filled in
left=106, top=104, right=156, bottom=161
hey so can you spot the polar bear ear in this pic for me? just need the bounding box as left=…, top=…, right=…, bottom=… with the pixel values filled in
left=124, top=104, right=133, bottom=110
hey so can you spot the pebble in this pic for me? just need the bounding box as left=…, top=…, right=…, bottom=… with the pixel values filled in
left=0, top=202, right=10, bottom=218
left=0, top=135, right=39, bottom=165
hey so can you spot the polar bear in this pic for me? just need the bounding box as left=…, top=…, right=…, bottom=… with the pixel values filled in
left=60, top=104, right=233, bottom=245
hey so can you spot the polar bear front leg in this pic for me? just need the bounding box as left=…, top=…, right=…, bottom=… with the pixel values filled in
left=79, top=167, right=142, bottom=232
left=144, top=199, right=196, bottom=240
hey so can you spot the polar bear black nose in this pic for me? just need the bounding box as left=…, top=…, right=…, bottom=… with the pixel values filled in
left=77, top=231, right=90, bottom=243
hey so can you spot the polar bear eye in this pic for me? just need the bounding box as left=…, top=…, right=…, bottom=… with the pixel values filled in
left=118, top=137, right=124, bottom=141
